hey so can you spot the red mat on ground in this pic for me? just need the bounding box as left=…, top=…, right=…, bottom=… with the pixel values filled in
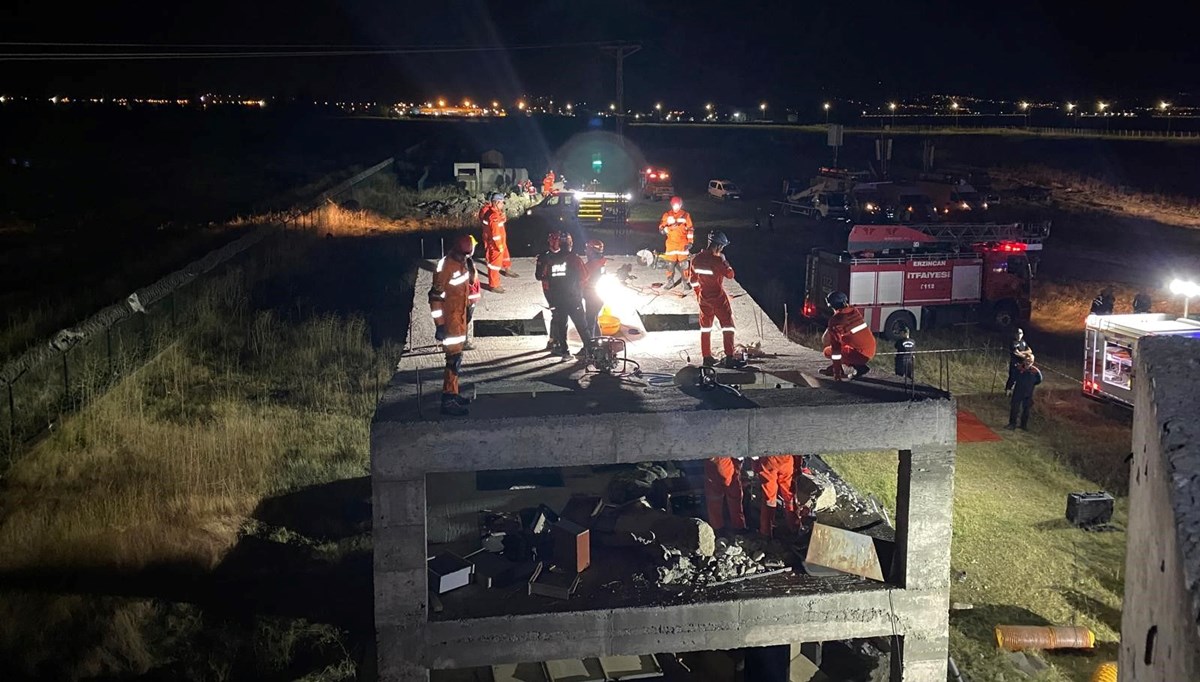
left=957, top=409, right=1002, bottom=443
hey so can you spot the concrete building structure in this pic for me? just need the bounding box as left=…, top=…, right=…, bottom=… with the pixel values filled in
left=1121, top=335, right=1200, bottom=681
left=372, top=256, right=957, bottom=681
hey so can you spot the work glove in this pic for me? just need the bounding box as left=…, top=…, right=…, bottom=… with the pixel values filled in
left=435, top=325, right=446, bottom=342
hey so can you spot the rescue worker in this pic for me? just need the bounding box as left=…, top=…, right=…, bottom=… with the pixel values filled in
left=582, top=239, right=607, bottom=339
left=535, top=230, right=593, bottom=359
left=820, top=291, right=877, bottom=380
left=658, top=195, right=694, bottom=289
left=755, top=455, right=795, bottom=537
left=429, top=235, right=478, bottom=417
left=464, top=235, right=483, bottom=351
left=1090, top=286, right=1115, bottom=315
left=1005, top=327, right=1030, bottom=393
left=1007, top=353, right=1043, bottom=431
left=480, top=193, right=517, bottom=292
left=1132, top=290, right=1152, bottom=314
left=705, top=457, right=746, bottom=533
left=542, top=169, right=556, bottom=196
left=894, top=325, right=915, bottom=381
left=688, top=231, right=744, bottom=368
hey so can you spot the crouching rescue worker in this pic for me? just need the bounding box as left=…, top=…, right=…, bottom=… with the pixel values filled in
left=820, top=291, right=876, bottom=380
left=536, top=231, right=593, bottom=359
left=755, top=455, right=796, bottom=537
left=582, top=239, right=607, bottom=338
left=705, top=457, right=746, bottom=533
left=658, top=195, right=693, bottom=289
left=689, top=231, right=745, bottom=368
left=429, top=235, right=478, bottom=416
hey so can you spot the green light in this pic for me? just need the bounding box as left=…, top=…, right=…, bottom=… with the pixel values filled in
left=591, top=152, right=602, bottom=174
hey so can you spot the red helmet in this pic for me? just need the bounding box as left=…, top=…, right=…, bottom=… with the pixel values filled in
left=452, top=234, right=474, bottom=255
left=586, top=239, right=605, bottom=253
left=670, top=196, right=682, bottom=208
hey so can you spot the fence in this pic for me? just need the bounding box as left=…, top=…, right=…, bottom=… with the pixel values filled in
left=0, top=157, right=395, bottom=466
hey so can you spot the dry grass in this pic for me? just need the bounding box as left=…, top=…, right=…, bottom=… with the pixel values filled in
left=997, top=165, right=1200, bottom=228
left=1033, top=279, right=1187, bottom=337
left=0, top=236, right=394, bottom=679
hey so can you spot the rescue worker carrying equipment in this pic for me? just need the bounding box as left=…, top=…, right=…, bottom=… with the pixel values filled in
left=1005, top=327, right=1030, bottom=394
left=536, top=231, right=593, bottom=359
left=705, top=457, right=746, bottom=532
left=658, top=196, right=694, bottom=289
left=755, top=455, right=797, bottom=537
left=429, top=235, right=478, bottom=416
left=583, top=239, right=607, bottom=338
left=542, top=170, right=556, bottom=196
left=1006, top=353, right=1042, bottom=430
left=820, top=291, right=877, bottom=380
left=480, top=193, right=516, bottom=291
left=688, top=231, right=744, bottom=369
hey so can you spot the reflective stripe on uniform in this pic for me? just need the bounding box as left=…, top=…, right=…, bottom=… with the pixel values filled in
left=720, top=326, right=736, bottom=332
left=831, top=354, right=842, bottom=360
left=664, top=250, right=691, bottom=256
left=551, top=263, right=567, bottom=277
left=430, top=310, right=444, bottom=319
left=443, top=335, right=467, bottom=345
left=487, top=264, right=502, bottom=270
left=468, top=293, right=481, bottom=301
left=492, top=235, right=503, bottom=240
left=436, top=258, right=446, bottom=272
left=693, top=268, right=715, bottom=275
left=449, top=272, right=470, bottom=286
left=850, top=322, right=868, bottom=334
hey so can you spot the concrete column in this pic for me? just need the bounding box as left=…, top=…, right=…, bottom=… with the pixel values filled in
left=374, top=477, right=429, bottom=682
left=891, top=447, right=954, bottom=681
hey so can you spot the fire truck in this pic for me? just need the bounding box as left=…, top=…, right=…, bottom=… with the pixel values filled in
left=639, top=167, right=674, bottom=201
left=803, top=222, right=1050, bottom=338
left=1082, top=313, right=1200, bottom=407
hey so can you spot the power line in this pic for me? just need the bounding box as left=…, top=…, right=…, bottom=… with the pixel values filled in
left=0, top=41, right=610, bottom=62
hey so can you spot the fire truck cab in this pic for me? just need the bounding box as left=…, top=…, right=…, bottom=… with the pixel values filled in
left=1082, top=313, right=1200, bottom=407
left=639, top=167, right=674, bottom=201
left=803, top=222, right=1049, bottom=339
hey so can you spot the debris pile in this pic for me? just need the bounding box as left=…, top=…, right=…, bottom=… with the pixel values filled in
left=653, top=534, right=789, bottom=587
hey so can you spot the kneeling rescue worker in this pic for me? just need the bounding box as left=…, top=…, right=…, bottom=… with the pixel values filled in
left=429, top=235, right=478, bottom=416
left=705, top=457, right=746, bottom=533
left=689, top=231, right=745, bottom=368
left=820, top=291, right=876, bottom=380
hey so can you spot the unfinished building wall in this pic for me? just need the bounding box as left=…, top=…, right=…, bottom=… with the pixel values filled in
left=1121, top=336, right=1200, bottom=681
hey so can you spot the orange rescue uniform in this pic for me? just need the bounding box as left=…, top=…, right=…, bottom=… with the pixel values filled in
left=688, top=249, right=737, bottom=359
left=704, top=457, right=746, bottom=531
left=658, top=208, right=694, bottom=263
left=755, top=456, right=795, bottom=536
left=542, top=171, right=556, bottom=195
left=428, top=254, right=477, bottom=396
left=480, top=203, right=510, bottom=288
left=822, top=304, right=877, bottom=377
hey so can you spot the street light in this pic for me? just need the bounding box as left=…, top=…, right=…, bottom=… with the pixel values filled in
left=1020, top=100, right=1030, bottom=127
left=1098, top=101, right=1110, bottom=132
left=1160, top=101, right=1172, bottom=134
left=950, top=101, right=960, bottom=127
left=517, top=100, right=526, bottom=110
left=888, top=101, right=897, bottom=127
left=1170, top=278, right=1200, bottom=318
left=823, top=102, right=831, bottom=124
left=759, top=102, right=767, bottom=120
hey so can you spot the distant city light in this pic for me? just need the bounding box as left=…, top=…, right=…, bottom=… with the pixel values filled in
left=518, top=100, right=526, bottom=110
left=888, top=102, right=897, bottom=111
left=1019, top=101, right=1029, bottom=110
left=1159, top=101, right=1170, bottom=111
left=705, top=103, right=712, bottom=111
left=950, top=101, right=959, bottom=110
left=759, top=102, right=767, bottom=111
left=1097, top=101, right=1108, bottom=112
left=609, top=103, right=616, bottom=111
left=655, top=102, right=662, bottom=111
left=437, top=98, right=446, bottom=107
left=565, top=103, right=572, bottom=111
left=823, top=102, right=831, bottom=111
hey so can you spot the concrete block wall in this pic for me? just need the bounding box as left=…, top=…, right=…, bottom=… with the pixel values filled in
left=1121, top=336, right=1200, bottom=681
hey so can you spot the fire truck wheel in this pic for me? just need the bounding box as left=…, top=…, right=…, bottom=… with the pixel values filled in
left=883, top=311, right=917, bottom=340
left=992, top=302, right=1019, bottom=330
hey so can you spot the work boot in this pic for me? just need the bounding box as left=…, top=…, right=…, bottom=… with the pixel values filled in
left=1004, top=423, right=1017, bottom=430
left=440, top=396, right=469, bottom=417
left=573, top=348, right=591, bottom=361
left=721, top=356, right=747, bottom=369
left=852, top=364, right=871, bottom=379
left=702, top=355, right=717, bottom=367
left=462, top=340, right=476, bottom=351
left=451, top=393, right=472, bottom=406
left=501, top=270, right=520, bottom=278
left=664, top=278, right=680, bottom=290
left=488, top=285, right=506, bottom=294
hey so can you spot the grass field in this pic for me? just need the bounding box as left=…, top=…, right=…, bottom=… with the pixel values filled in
left=0, top=227, right=403, bottom=680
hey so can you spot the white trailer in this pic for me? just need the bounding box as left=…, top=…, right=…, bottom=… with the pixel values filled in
left=1082, top=313, right=1200, bottom=407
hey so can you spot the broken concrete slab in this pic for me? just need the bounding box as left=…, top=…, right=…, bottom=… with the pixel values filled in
left=612, top=502, right=715, bottom=557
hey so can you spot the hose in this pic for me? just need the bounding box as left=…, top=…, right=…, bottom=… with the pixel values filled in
left=1090, top=661, right=1117, bottom=682
left=994, top=625, right=1095, bottom=651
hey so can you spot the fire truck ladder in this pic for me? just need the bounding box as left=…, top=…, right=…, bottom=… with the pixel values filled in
left=904, top=221, right=1051, bottom=247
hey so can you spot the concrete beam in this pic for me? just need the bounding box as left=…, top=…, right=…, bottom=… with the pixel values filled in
left=372, top=400, right=956, bottom=478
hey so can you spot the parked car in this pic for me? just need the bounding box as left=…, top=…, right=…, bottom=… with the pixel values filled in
left=707, top=179, right=743, bottom=200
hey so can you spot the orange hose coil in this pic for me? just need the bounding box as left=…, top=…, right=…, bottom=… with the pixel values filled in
left=1090, top=661, right=1117, bottom=682
left=994, top=625, right=1096, bottom=651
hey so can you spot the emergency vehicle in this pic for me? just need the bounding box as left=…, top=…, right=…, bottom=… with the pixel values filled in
left=1082, top=313, right=1200, bottom=407
left=803, top=222, right=1050, bottom=339
left=639, top=167, right=674, bottom=201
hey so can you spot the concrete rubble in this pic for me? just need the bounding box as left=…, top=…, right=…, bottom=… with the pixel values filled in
left=650, top=534, right=790, bottom=587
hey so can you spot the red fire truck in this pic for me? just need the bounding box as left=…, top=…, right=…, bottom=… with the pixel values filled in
left=639, top=167, right=674, bottom=201
left=803, top=222, right=1050, bottom=338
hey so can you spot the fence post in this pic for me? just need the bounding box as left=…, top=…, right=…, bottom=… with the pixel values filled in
left=106, top=326, right=114, bottom=376
left=61, top=349, right=70, bottom=408
left=170, top=292, right=177, bottom=329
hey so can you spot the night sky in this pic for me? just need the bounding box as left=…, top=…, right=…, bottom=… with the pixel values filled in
left=2, top=0, right=1197, bottom=105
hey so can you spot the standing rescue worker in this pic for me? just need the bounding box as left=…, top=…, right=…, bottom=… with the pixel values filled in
left=658, top=196, right=694, bottom=289
left=464, top=235, right=483, bottom=351
left=705, top=457, right=746, bottom=533
left=1007, top=353, right=1043, bottom=430
left=1090, top=286, right=1115, bottom=315
left=689, top=231, right=744, bottom=368
left=1132, top=291, right=1152, bottom=314
left=1005, top=327, right=1030, bottom=393
left=582, top=239, right=607, bottom=338
left=429, top=235, right=478, bottom=417
left=542, top=169, right=556, bottom=196
left=820, top=291, right=876, bottom=380
left=755, top=455, right=796, bottom=537
left=480, top=193, right=516, bottom=292
left=536, top=231, right=593, bottom=359
left=894, top=326, right=915, bottom=381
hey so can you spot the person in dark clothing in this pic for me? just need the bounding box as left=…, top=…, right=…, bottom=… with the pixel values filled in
left=535, top=231, right=592, bottom=359
left=1090, top=287, right=1115, bottom=315
left=894, top=325, right=915, bottom=381
left=1007, top=354, right=1043, bottom=430
left=582, top=239, right=607, bottom=338
left=1132, top=291, right=1152, bottom=314
left=1005, top=327, right=1031, bottom=393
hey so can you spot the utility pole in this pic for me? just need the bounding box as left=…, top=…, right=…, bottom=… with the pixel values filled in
left=601, top=42, right=641, bottom=142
